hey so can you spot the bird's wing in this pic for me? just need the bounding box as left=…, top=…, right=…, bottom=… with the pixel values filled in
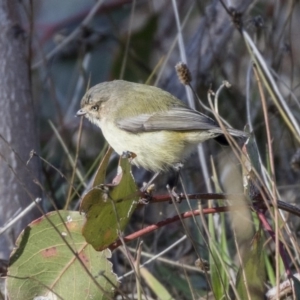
left=116, top=106, right=220, bottom=133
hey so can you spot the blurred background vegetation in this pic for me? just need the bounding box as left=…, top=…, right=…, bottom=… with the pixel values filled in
left=2, top=0, right=300, bottom=298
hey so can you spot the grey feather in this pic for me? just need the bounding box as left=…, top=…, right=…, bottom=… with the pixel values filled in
left=117, top=106, right=220, bottom=132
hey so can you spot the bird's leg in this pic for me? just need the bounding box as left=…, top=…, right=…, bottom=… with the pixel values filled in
left=167, top=162, right=183, bottom=203
left=139, top=171, right=160, bottom=204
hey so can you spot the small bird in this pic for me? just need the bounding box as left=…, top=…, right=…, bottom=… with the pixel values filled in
left=77, top=80, right=247, bottom=172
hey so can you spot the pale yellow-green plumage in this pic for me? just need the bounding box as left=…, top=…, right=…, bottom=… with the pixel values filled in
left=77, top=80, right=247, bottom=172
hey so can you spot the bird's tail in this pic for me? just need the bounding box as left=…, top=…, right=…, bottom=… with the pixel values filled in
left=212, top=127, right=249, bottom=145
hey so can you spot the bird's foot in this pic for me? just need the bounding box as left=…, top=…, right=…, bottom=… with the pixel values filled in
left=172, top=162, right=184, bottom=172
left=166, top=184, right=183, bottom=203
left=139, top=183, right=156, bottom=204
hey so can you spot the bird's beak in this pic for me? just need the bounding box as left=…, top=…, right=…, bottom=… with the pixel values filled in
left=76, top=109, right=87, bottom=117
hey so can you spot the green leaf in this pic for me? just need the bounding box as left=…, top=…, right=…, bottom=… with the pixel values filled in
left=140, top=267, right=175, bottom=300
left=80, top=156, right=139, bottom=250
left=236, top=230, right=266, bottom=300
left=208, top=209, right=230, bottom=299
left=93, top=147, right=113, bottom=187
left=244, top=132, right=262, bottom=177
left=157, top=264, right=202, bottom=298
left=7, top=211, right=117, bottom=300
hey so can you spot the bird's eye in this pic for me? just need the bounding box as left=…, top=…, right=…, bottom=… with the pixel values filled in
left=91, top=105, right=99, bottom=111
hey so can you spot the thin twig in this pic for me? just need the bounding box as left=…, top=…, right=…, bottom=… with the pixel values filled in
left=0, top=198, right=42, bottom=236
left=253, top=65, right=280, bottom=292
left=65, top=117, right=83, bottom=209
left=109, top=205, right=241, bottom=250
